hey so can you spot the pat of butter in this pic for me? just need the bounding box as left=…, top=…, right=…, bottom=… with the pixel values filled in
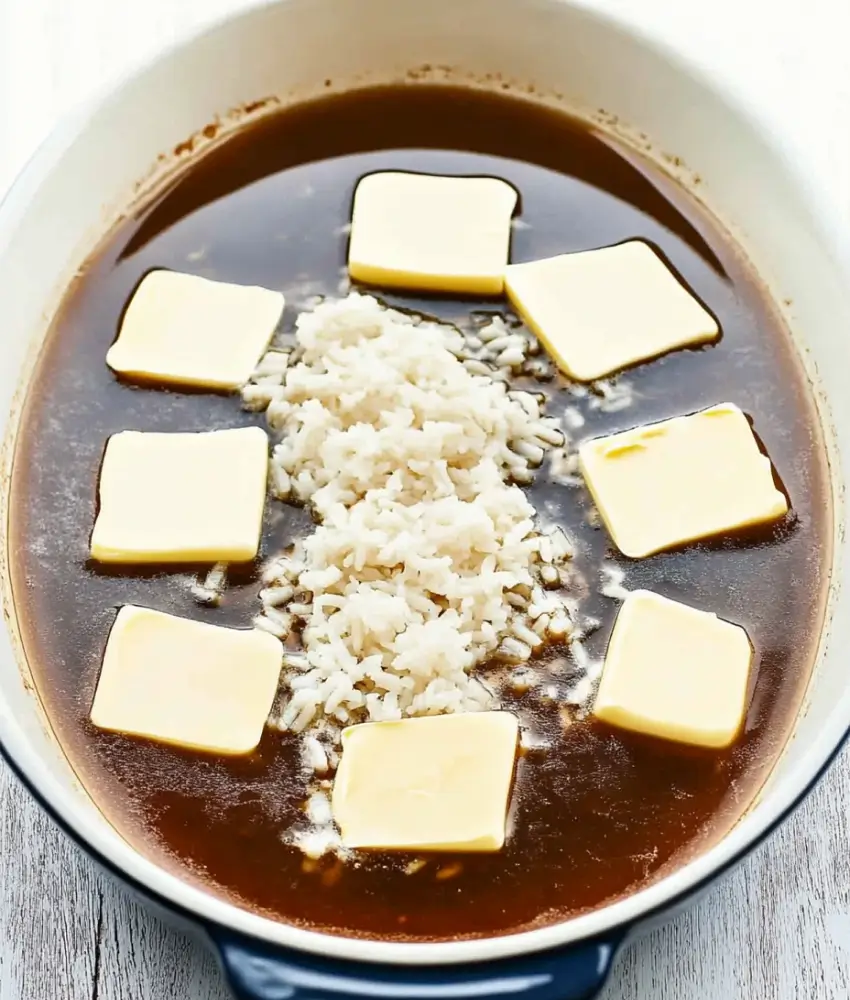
left=578, top=403, right=788, bottom=558
left=504, top=241, right=718, bottom=381
left=347, top=172, right=517, bottom=294
left=332, top=712, right=519, bottom=852
left=106, top=270, right=284, bottom=390
left=90, top=426, right=269, bottom=563
left=91, top=605, right=283, bottom=754
left=594, top=590, right=753, bottom=749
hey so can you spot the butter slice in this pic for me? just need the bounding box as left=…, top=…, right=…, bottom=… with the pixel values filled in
left=332, top=712, right=519, bottom=852
left=91, top=605, right=282, bottom=754
left=504, top=241, right=718, bottom=381
left=579, top=403, right=787, bottom=558
left=106, top=270, right=284, bottom=390
left=348, top=172, right=517, bottom=294
left=594, top=590, right=753, bottom=748
left=91, top=426, right=268, bottom=563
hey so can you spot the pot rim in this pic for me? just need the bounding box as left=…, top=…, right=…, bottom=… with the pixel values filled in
left=0, top=0, right=848, bottom=967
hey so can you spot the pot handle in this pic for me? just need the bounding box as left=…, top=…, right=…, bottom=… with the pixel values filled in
left=214, top=931, right=624, bottom=1000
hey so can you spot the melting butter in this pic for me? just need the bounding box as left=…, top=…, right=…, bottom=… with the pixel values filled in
left=578, top=403, right=788, bottom=558
left=332, top=712, right=519, bottom=852
left=348, top=171, right=517, bottom=294
left=106, top=270, right=284, bottom=390
left=594, top=590, right=753, bottom=749
left=91, top=606, right=283, bottom=754
left=90, top=426, right=268, bottom=563
left=505, top=240, right=718, bottom=381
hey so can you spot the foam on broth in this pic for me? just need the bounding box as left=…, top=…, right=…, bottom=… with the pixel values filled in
left=8, top=85, right=830, bottom=940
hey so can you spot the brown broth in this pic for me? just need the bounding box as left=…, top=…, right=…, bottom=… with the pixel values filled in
left=8, top=85, right=830, bottom=941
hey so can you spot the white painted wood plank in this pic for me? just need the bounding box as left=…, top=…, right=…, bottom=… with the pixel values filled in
left=0, top=765, right=98, bottom=1000
left=93, top=885, right=230, bottom=1000
left=1, top=1, right=850, bottom=998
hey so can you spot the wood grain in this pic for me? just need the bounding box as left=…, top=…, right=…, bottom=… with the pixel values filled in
left=2, top=0, right=849, bottom=997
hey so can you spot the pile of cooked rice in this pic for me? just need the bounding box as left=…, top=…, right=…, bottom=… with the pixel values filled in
left=244, top=293, right=574, bottom=736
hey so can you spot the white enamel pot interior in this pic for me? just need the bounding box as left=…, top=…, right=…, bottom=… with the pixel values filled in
left=0, top=0, right=848, bottom=993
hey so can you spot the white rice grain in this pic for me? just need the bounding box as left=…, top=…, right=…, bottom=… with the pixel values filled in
left=303, top=736, right=330, bottom=775
left=259, top=585, right=295, bottom=607
left=189, top=562, right=227, bottom=606
left=249, top=294, right=570, bottom=731
left=600, top=563, right=631, bottom=601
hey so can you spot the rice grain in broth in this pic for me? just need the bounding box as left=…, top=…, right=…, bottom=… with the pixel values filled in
left=8, top=85, right=830, bottom=940
left=253, top=292, right=567, bottom=737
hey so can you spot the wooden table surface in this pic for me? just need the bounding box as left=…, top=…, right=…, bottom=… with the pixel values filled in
left=2, top=0, right=849, bottom=996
